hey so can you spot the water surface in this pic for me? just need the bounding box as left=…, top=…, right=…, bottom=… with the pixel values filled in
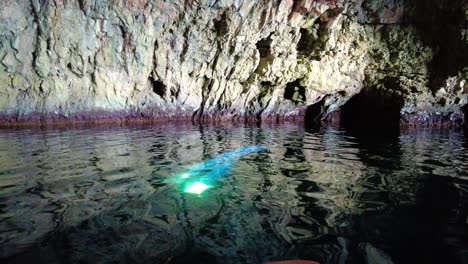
left=0, top=124, right=467, bottom=264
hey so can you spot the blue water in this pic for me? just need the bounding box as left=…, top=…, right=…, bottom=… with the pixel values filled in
left=0, top=123, right=467, bottom=263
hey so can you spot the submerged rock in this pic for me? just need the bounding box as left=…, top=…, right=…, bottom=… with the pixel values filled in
left=0, top=0, right=466, bottom=126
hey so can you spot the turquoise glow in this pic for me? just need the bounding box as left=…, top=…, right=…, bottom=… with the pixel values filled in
left=176, top=146, right=267, bottom=195
left=185, top=181, right=211, bottom=194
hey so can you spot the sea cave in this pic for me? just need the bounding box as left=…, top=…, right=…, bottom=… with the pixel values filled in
left=0, top=0, right=467, bottom=263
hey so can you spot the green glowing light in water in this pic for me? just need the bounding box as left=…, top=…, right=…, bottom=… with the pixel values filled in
left=181, top=173, right=190, bottom=178
left=185, top=181, right=211, bottom=194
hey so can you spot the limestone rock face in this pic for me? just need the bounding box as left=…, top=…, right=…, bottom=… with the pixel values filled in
left=0, top=0, right=466, bottom=125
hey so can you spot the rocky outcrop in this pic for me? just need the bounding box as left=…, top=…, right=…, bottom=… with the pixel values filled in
left=0, top=0, right=466, bottom=126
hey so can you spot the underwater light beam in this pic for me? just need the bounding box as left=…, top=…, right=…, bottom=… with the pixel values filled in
left=177, top=146, right=267, bottom=194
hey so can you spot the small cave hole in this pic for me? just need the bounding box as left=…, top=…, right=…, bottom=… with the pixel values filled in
left=297, top=28, right=313, bottom=53
left=438, top=97, right=447, bottom=107
left=284, top=79, right=306, bottom=103
left=340, top=89, right=404, bottom=131
left=214, top=12, right=228, bottom=36
left=454, top=97, right=461, bottom=104
left=78, top=0, right=85, bottom=11
left=149, top=76, right=166, bottom=97
left=256, top=35, right=273, bottom=58
left=46, top=38, right=52, bottom=51
left=118, top=25, right=126, bottom=38
left=260, top=81, right=272, bottom=87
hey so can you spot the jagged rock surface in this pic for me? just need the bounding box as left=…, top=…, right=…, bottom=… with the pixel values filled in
left=0, top=0, right=466, bottom=125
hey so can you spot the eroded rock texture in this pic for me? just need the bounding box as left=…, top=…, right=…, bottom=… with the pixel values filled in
left=0, top=0, right=466, bottom=125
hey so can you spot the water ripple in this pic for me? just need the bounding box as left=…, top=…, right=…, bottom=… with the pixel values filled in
left=0, top=125, right=467, bottom=263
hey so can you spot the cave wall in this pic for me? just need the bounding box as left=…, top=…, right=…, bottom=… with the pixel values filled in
left=0, top=0, right=466, bottom=125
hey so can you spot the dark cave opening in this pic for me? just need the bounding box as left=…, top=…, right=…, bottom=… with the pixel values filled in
left=304, top=97, right=326, bottom=129
left=340, top=89, right=404, bottom=131
left=260, top=81, right=273, bottom=87
left=284, top=79, right=306, bottom=103
left=297, top=28, right=314, bottom=54
left=149, top=76, right=166, bottom=97
left=214, top=12, right=228, bottom=36
left=256, top=35, right=273, bottom=58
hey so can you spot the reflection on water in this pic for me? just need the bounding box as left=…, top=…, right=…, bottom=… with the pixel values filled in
left=0, top=124, right=467, bottom=264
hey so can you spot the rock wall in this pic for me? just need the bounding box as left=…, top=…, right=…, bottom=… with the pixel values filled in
left=0, top=0, right=466, bottom=126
